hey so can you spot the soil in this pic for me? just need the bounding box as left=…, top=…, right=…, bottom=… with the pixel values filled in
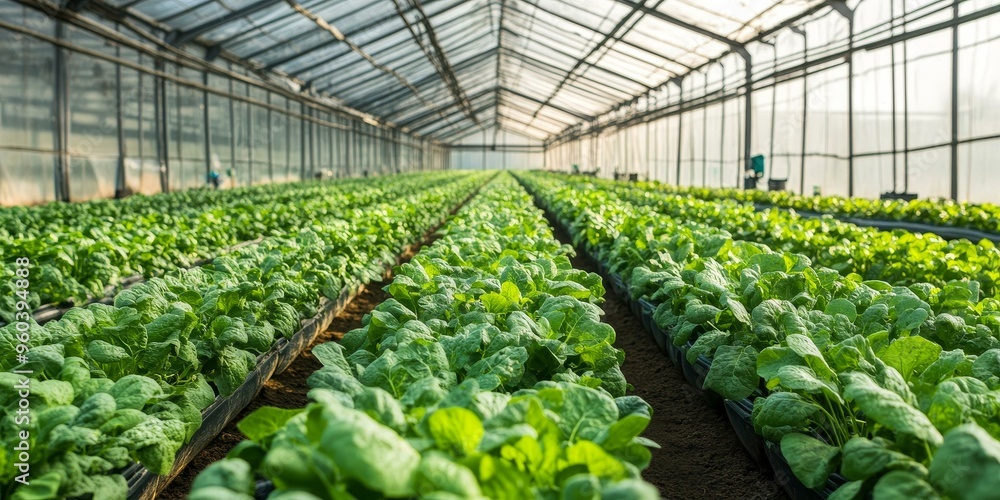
left=548, top=220, right=787, bottom=500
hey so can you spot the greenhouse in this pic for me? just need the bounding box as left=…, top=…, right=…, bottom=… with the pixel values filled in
left=1, top=0, right=1000, bottom=499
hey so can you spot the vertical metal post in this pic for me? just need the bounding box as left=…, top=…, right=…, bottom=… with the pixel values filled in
left=701, top=73, right=708, bottom=187
left=202, top=71, right=211, bottom=182
left=115, top=39, right=126, bottom=197
left=847, top=17, right=855, bottom=197
left=829, top=3, right=855, bottom=196
left=175, top=70, right=182, bottom=189
left=890, top=1, right=898, bottom=192
left=155, top=59, right=169, bottom=193
left=950, top=0, right=959, bottom=200
left=266, top=93, right=273, bottom=182
left=720, top=62, right=726, bottom=187
left=308, top=110, right=315, bottom=179
left=299, top=102, right=306, bottom=180
left=903, top=16, right=910, bottom=193
left=286, top=101, right=291, bottom=179
left=765, top=42, right=777, bottom=187
left=790, top=26, right=808, bottom=195
left=246, top=84, right=254, bottom=185
left=645, top=119, right=652, bottom=180
left=675, top=102, right=684, bottom=185
left=738, top=48, right=753, bottom=190
left=54, top=21, right=70, bottom=201
left=229, top=75, right=236, bottom=184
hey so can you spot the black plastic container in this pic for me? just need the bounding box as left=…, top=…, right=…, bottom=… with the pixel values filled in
left=724, top=398, right=770, bottom=471
left=765, top=441, right=847, bottom=500
left=254, top=481, right=275, bottom=500
left=609, top=273, right=628, bottom=301
left=678, top=343, right=723, bottom=408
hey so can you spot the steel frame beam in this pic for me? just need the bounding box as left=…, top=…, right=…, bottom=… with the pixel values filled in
left=400, top=86, right=497, bottom=130
left=300, top=5, right=475, bottom=83
left=498, top=44, right=630, bottom=100
left=416, top=100, right=496, bottom=136
left=289, top=0, right=467, bottom=76
left=389, top=0, right=480, bottom=126
left=166, top=0, right=281, bottom=46
left=230, top=0, right=352, bottom=56
left=499, top=27, right=654, bottom=93
left=522, top=0, right=652, bottom=129
left=502, top=9, right=661, bottom=88
left=318, top=30, right=493, bottom=101
left=356, top=60, right=496, bottom=119
left=359, top=47, right=499, bottom=116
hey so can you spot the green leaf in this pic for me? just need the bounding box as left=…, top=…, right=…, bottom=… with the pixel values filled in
left=190, top=458, right=255, bottom=495
left=780, top=433, right=840, bottom=489
left=825, top=298, right=858, bottom=322
left=704, top=345, right=759, bottom=400
left=413, top=452, right=482, bottom=498
left=238, top=407, right=304, bottom=442
left=86, top=340, right=130, bottom=364
left=840, top=437, right=916, bottom=481
left=751, top=392, right=821, bottom=443
left=873, top=471, right=940, bottom=500
left=564, top=440, right=628, bottom=480
left=311, top=342, right=352, bottom=375
left=841, top=372, right=943, bottom=447
left=317, top=406, right=420, bottom=497
left=107, top=375, right=163, bottom=410
left=879, top=336, right=942, bottom=382
left=928, top=424, right=1000, bottom=499
left=427, top=407, right=484, bottom=457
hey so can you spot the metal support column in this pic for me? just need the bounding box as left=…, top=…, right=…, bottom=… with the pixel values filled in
left=701, top=74, right=707, bottom=187
left=673, top=78, right=684, bottom=185
left=299, top=102, right=306, bottom=180
left=54, top=21, right=70, bottom=201
left=154, top=58, right=169, bottom=193
left=202, top=71, right=211, bottom=182
left=267, top=93, right=274, bottom=182
left=739, top=47, right=753, bottom=190
left=950, top=0, right=959, bottom=200
left=831, top=2, right=855, bottom=196
left=720, top=62, right=726, bottom=187
left=228, top=75, right=236, bottom=183
left=246, top=84, right=254, bottom=185
left=791, top=26, right=808, bottom=195
left=115, top=39, right=127, bottom=198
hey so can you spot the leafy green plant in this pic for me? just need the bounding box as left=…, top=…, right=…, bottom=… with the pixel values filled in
left=190, top=173, right=659, bottom=499
left=0, top=173, right=488, bottom=499
left=520, top=171, right=1000, bottom=500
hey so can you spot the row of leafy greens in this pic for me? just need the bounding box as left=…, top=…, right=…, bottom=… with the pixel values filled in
left=622, top=177, right=1000, bottom=236
left=188, top=173, right=660, bottom=500
left=576, top=175, right=1000, bottom=298
left=0, top=173, right=489, bottom=500
left=519, top=171, right=1000, bottom=500
left=0, top=172, right=465, bottom=312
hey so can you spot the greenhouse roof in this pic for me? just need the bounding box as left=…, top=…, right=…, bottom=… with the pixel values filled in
left=107, top=0, right=827, bottom=142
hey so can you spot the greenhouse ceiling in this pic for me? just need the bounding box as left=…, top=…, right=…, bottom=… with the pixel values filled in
left=105, top=0, right=827, bottom=143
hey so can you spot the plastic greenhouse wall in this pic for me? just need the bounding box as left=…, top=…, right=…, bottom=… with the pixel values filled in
left=449, top=126, right=544, bottom=170
left=543, top=0, right=1000, bottom=204
left=0, top=0, right=449, bottom=207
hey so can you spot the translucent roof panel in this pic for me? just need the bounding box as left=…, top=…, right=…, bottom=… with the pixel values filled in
left=111, top=0, right=826, bottom=142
